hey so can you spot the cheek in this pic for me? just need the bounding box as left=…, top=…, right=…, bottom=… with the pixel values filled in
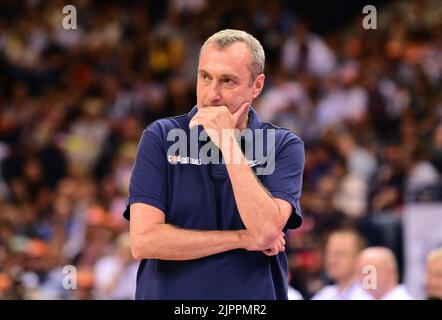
left=223, top=90, right=248, bottom=107
left=357, top=271, right=365, bottom=283
left=196, top=86, right=206, bottom=106
left=325, top=257, right=336, bottom=269
left=425, top=276, right=431, bottom=290
left=196, top=83, right=203, bottom=97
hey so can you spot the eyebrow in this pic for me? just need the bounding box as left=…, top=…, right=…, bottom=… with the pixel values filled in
left=198, top=69, right=240, bottom=81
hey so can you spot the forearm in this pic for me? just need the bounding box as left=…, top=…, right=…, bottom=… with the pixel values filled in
left=222, top=135, right=280, bottom=246
left=132, top=224, right=245, bottom=261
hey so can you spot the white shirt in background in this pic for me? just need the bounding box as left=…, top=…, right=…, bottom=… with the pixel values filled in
left=381, top=285, right=415, bottom=300
left=312, top=282, right=373, bottom=300
left=288, top=286, right=304, bottom=300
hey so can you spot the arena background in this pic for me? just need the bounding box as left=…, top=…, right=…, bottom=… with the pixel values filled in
left=0, top=0, right=441, bottom=300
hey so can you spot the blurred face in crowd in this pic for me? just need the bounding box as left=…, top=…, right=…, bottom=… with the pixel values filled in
left=196, top=42, right=264, bottom=126
left=426, top=254, right=442, bottom=299
left=356, top=247, right=397, bottom=299
left=325, top=232, right=361, bottom=284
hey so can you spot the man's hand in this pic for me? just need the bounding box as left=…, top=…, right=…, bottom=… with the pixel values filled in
left=189, top=102, right=250, bottom=148
left=261, top=235, right=286, bottom=256
left=240, top=230, right=286, bottom=257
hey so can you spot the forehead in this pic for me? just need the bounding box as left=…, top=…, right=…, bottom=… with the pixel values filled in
left=357, top=253, right=382, bottom=267
left=428, top=256, right=442, bottom=271
left=199, top=42, right=251, bottom=76
left=327, top=233, right=358, bottom=250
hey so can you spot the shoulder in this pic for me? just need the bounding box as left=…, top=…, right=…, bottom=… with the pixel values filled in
left=349, top=284, right=373, bottom=300
left=143, top=113, right=189, bottom=140
left=134, top=114, right=189, bottom=157
left=145, top=114, right=188, bottom=135
left=261, top=122, right=304, bottom=147
left=287, top=286, right=304, bottom=300
left=259, top=122, right=304, bottom=162
left=383, top=285, right=414, bottom=300
left=311, top=285, right=338, bottom=300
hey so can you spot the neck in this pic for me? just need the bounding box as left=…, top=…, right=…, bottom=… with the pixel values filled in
left=337, top=276, right=355, bottom=292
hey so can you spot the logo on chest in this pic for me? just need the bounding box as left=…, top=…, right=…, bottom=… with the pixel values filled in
left=168, top=155, right=202, bottom=165
left=167, top=154, right=261, bottom=168
left=166, top=128, right=276, bottom=174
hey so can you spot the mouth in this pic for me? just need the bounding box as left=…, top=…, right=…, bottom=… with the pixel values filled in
left=201, top=104, right=226, bottom=108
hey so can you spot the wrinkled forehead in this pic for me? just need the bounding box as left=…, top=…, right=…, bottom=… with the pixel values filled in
left=199, top=42, right=252, bottom=73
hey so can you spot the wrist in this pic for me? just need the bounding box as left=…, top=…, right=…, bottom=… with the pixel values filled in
left=220, top=130, right=236, bottom=149
left=236, top=230, right=248, bottom=250
left=237, top=230, right=254, bottom=251
left=220, top=133, right=244, bottom=165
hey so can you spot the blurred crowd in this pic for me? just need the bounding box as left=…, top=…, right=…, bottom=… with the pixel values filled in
left=0, top=0, right=441, bottom=299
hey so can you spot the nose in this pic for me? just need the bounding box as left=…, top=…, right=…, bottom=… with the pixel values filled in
left=206, top=81, right=222, bottom=105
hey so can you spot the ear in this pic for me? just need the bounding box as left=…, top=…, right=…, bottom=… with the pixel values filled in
left=252, top=74, right=265, bottom=99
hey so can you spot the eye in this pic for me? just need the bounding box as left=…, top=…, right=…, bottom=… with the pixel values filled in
left=200, top=73, right=211, bottom=81
left=222, top=78, right=236, bottom=86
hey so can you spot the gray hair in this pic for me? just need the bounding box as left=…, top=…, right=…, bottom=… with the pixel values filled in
left=200, top=29, right=265, bottom=82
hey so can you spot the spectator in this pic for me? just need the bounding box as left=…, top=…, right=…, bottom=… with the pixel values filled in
left=312, top=229, right=372, bottom=300
left=93, top=232, right=138, bottom=300
left=356, top=247, right=414, bottom=300
left=281, top=21, right=336, bottom=76
left=426, top=247, right=442, bottom=300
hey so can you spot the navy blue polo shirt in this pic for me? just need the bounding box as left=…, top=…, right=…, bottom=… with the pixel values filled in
left=123, top=106, right=304, bottom=300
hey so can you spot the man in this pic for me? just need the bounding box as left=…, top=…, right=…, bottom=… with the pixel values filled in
left=124, top=29, right=305, bottom=299
left=356, top=247, right=414, bottom=300
left=312, top=228, right=372, bottom=300
left=426, top=247, right=442, bottom=299
left=93, top=232, right=138, bottom=300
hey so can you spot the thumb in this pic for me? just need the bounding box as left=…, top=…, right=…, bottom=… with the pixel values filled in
left=232, top=101, right=250, bottom=126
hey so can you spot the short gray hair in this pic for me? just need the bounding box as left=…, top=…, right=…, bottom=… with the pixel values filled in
left=200, top=29, right=265, bottom=82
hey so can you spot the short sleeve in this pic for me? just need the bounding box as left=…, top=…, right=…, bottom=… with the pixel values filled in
left=260, top=134, right=304, bottom=229
left=123, top=124, right=168, bottom=220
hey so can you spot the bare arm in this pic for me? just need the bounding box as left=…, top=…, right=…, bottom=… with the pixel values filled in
left=188, top=105, right=297, bottom=249
left=129, top=203, right=285, bottom=261
left=222, top=133, right=292, bottom=247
